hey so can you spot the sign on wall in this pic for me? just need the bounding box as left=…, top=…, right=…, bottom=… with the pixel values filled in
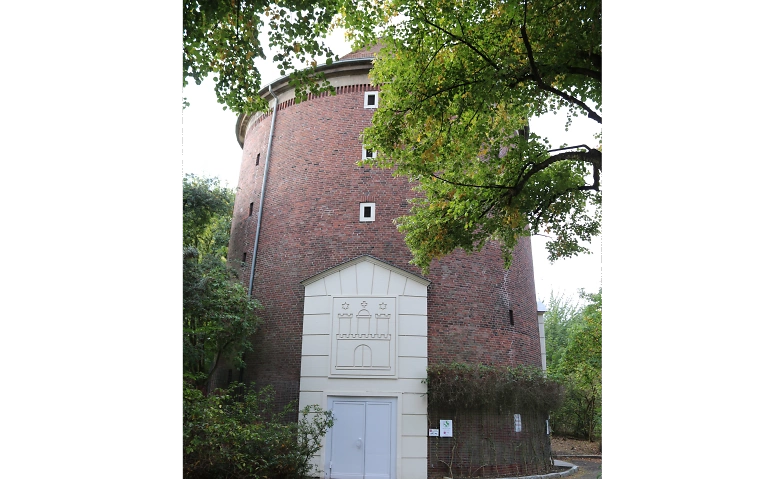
left=439, top=420, right=453, bottom=437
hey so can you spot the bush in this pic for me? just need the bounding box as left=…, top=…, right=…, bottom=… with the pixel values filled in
left=184, top=382, right=334, bottom=479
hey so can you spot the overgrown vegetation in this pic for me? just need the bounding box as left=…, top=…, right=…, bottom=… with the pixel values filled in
left=184, top=383, right=333, bottom=479
left=183, top=174, right=262, bottom=390
left=545, top=291, right=602, bottom=441
left=426, top=363, right=563, bottom=477
left=427, top=363, right=562, bottom=412
left=184, top=0, right=602, bottom=274
left=183, top=174, right=333, bottom=478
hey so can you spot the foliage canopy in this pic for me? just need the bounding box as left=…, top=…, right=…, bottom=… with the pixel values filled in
left=359, top=0, right=601, bottom=272
left=183, top=174, right=261, bottom=390
left=183, top=0, right=602, bottom=273
left=183, top=0, right=353, bottom=112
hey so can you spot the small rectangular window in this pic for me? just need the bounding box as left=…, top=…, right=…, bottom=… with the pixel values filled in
left=256, top=153, right=260, bottom=166
left=249, top=202, right=254, bottom=217
left=364, top=91, right=379, bottom=109
left=242, top=252, right=247, bottom=264
left=509, top=310, right=514, bottom=326
left=362, top=147, right=377, bottom=161
left=359, top=202, right=376, bottom=222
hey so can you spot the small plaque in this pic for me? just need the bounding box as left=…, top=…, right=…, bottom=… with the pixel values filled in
left=439, top=419, right=453, bottom=437
left=428, top=429, right=439, bottom=437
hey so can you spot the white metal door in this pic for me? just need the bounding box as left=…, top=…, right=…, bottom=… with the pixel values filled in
left=327, top=398, right=396, bottom=479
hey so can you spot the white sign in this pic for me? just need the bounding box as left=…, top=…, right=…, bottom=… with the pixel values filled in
left=439, top=419, right=453, bottom=437
left=428, top=429, right=439, bottom=437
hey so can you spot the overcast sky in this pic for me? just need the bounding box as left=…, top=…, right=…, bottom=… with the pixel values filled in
left=182, top=32, right=602, bottom=304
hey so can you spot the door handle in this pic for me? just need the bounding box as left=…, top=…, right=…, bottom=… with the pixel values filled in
left=355, top=437, right=363, bottom=448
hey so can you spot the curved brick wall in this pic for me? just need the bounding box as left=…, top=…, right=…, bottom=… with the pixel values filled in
left=227, top=62, right=541, bottom=410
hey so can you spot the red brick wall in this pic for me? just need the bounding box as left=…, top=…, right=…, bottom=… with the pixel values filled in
left=427, top=410, right=552, bottom=478
left=227, top=79, right=541, bottom=411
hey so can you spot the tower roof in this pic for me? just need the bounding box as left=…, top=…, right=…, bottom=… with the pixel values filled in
left=339, top=43, right=383, bottom=60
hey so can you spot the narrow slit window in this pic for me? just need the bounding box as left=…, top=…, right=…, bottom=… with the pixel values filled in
left=256, top=153, right=260, bottom=166
left=509, top=310, right=514, bottom=326
left=249, top=202, right=254, bottom=217
left=242, top=252, right=247, bottom=264
left=364, top=91, right=379, bottom=109
left=359, top=202, right=376, bottom=222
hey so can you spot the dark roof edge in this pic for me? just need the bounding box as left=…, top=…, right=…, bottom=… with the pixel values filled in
left=235, top=57, right=375, bottom=147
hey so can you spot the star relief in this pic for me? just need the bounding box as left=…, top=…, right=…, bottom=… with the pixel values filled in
left=379, top=302, right=387, bottom=310
left=342, top=302, right=350, bottom=310
left=361, top=301, right=368, bottom=308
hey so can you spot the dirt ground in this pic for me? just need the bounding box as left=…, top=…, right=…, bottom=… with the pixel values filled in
left=550, top=435, right=602, bottom=456
left=550, top=436, right=601, bottom=479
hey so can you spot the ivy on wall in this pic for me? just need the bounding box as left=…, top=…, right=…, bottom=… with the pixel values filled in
left=426, top=363, right=563, bottom=412
left=425, top=363, right=563, bottom=478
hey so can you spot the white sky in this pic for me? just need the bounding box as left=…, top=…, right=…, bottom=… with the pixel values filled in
left=182, top=32, right=603, bottom=303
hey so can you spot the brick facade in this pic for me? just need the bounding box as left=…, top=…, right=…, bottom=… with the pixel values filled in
left=227, top=56, right=544, bottom=476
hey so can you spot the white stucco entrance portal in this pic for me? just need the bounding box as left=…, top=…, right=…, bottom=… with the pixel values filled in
left=300, top=256, right=430, bottom=479
left=325, top=396, right=397, bottom=479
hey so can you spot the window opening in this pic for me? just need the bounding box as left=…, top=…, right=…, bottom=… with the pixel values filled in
left=364, top=91, right=379, bottom=109
left=359, top=202, right=376, bottom=222
left=256, top=153, right=260, bottom=166
left=242, top=252, right=247, bottom=264
left=509, top=310, right=514, bottom=326
left=362, top=147, right=377, bottom=161
left=249, top=202, right=254, bottom=217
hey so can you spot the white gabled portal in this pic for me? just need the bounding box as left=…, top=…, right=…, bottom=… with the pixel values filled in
left=300, top=256, right=430, bottom=479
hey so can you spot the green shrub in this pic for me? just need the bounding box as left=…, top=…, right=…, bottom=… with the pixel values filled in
left=184, top=382, right=334, bottom=479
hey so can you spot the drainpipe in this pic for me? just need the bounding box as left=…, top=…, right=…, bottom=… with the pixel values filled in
left=248, top=85, right=279, bottom=297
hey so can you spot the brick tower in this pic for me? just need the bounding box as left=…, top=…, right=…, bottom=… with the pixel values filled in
left=227, top=48, right=544, bottom=479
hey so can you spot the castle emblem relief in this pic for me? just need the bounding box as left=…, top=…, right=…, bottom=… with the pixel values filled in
left=331, top=297, right=396, bottom=376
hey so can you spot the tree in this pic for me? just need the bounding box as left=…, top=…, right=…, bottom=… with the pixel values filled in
left=358, top=0, right=601, bottom=273
left=183, top=174, right=262, bottom=390
left=543, top=291, right=582, bottom=370
left=545, top=290, right=601, bottom=441
left=183, top=0, right=352, bottom=113
left=183, top=0, right=602, bottom=273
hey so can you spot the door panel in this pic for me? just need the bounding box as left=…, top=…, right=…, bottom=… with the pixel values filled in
left=330, top=401, right=366, bottom=479
left=364, top=402, right=392, bottom=479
